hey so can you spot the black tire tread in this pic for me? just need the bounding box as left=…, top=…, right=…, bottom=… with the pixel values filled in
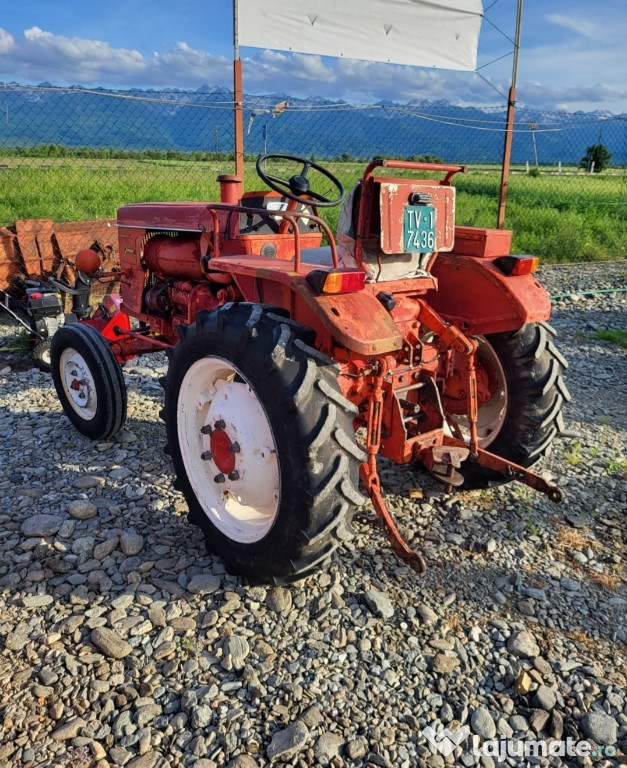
left=461, top=321, right=569, bottom=489
left=165, top=303, right=365, bottom=583
left=32, top=337, right=52, bottom=372
left=51, top=323, right=126, bottom=440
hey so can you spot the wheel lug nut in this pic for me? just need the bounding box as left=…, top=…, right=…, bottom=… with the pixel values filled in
left=228, top=470, right=240, bottom=481
left=214, top=473, right=225, bottom=483
left=200, top=424, right=212, bottom=435
left=228, top=442, right=240, bottom=453
left=201, top=451, right=212, bottom=461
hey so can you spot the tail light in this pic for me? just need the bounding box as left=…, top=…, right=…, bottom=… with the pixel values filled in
left=493, top=255, right=539, bottom=276
left=306, top=268, right=365, bottom=294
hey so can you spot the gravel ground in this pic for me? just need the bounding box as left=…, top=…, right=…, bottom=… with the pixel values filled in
left=0, top=262, right=625, bottom=768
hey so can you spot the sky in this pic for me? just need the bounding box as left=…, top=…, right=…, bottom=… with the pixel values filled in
left=0, top=0, right=625, bottom=114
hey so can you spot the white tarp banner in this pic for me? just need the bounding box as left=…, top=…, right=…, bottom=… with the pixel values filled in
left=237, top=0, right=483, bottom=71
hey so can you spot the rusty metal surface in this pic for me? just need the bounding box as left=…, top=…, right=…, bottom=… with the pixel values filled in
left=379, top=181, right=456, bottom=255
left=0, top=217, right=120, bottom=313
left=0, top=217, right=119, bottom=296
left=427, top=252, right=552, bottom=336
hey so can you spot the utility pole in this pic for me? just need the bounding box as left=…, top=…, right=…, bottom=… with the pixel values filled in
left=233, top=0, right=244, bottom=184
left=529, top=121, right=538, bottom=167
left=497, top=0, right=523, bottom=229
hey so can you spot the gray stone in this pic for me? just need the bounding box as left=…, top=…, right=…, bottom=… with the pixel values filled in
left=533, top=684, right=557, bottom=710
left=431, top=653, right=459, bottom=675
left=560, top=577, right=581, bottom=591
left=266, top=587, right=293, bottom=613
left=299, top=706, right=325, bottom=728
left=20, top=594, right=54, bottom=608
left=20, top=514, right=64, bottom=537
left=72, top=475, right=105, bottom=489
left=126, top=753, right=161, bottom=768
left=346, top=737, right=368, bottom=760
left=471, top=706, right=496, bottom=739
left=267, top=720, right=310, bottom=762
left=417, top=603, right=439, bottom=624
left=135, top=703, right=162, bottom=727
left=227, top=757, right=260, bottom=768
left=529, top=709, right=551, bottom=734
left=517, top=599, right=535, bottom=616
left=91, top=627, right=133, bottom=659
left=58, top=519, right=75, bottom=538
left=72, top=536, right=95, bottom=555
left=121, top=531, right=145, bottom=556
left=94, top=536, right=119, bottom=559
left=148, top=606, right=167, bottom=627
left=525, top=587, right=547, bottom=601
left=551, top=710, right=564, bottom=740
left=223, top=634, right=250, bottom=669
left=315, top=731, right=344, bottom=759
left=507, top=630, right=540, bottom=658
left=67, top=499, right=98, bottom=519
left=187, top=573, right=222, bottom=595
left=190, top=705, right=213, bottom=729
left=509, top=715, right=529, bottom=733
left=113, top=710, right=134, bottom=738
left=581, top=712, right=617, bottom=745
left=5, top=632, right=29, bottom=651
left=363, top=588, right=395, bottom=619
left=51, top=717, right=86, bottom=740
left=109, top=747, right=133, bottom=765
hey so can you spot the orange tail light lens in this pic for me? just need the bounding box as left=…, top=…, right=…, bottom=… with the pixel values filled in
left=306, top=268, right=366, bottom=294
left=493, top=255, right=539, bottom=276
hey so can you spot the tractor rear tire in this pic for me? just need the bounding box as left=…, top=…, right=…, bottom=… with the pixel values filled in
left=164, top=303, right=366, bottom=584
left=460, top=321, right=570, bottom=489
left=50, top=323, right=127, bottom=440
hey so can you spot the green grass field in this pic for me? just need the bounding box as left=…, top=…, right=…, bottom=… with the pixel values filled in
left=0, top=157, right=625, bottom=263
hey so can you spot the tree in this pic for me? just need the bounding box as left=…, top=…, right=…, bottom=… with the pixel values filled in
left=580, top=143, right=612, bottom=173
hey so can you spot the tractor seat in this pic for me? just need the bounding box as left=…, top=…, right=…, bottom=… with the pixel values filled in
left=300, top=246, right=334, bottom=266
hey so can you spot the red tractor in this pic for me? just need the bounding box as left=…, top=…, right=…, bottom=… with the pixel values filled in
left=50, top=155, right=569, bottom=584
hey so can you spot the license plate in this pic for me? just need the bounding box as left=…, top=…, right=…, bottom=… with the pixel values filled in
left=404, top=205, right=436, bottom=253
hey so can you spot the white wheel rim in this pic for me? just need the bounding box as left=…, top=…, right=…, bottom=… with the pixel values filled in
left=39, top=344, right=51, bottom=366
left=177, top=357, right=280, bottom=543
left=450, top=337, right=507, bottom=448
left=59, top=347, right=98, bottom=421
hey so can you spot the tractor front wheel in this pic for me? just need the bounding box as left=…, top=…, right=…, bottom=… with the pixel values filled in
left=164, top=304, right=365, bottom=584
left=451, top=322, right=570, bottom=489
left=50, top=323, right=127, bottom=440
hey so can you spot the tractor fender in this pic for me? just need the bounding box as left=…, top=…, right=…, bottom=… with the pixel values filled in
left=292, top=279, right=403, bottom=356
left=426, top=253, right=552, bottom=336
left=207, top=257, right=403, bottom=356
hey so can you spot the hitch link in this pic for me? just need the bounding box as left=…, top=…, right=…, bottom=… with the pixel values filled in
left=359, top=363, right=427, bottom=574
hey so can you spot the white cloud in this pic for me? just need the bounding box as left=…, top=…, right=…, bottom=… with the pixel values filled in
left=22, top=26, right=146, bottom=71
left=0, top=28, right=15, bottom=55
left=517, top=80, right=627, bottom=113
left=545, top=14, right=602, bottom=40
left=0, top=25, right=624, bottom=113
left=0, top=27, right=234, bottom=88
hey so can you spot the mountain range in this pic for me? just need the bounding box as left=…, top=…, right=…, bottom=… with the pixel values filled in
left=0, top=82, right=624, bottom=166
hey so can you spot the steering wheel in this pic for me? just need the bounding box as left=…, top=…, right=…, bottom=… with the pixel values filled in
left=256, top=153, right=345, bottom=208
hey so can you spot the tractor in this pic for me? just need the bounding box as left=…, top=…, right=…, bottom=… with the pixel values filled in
left=50, top=154, right=569, bottom=584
